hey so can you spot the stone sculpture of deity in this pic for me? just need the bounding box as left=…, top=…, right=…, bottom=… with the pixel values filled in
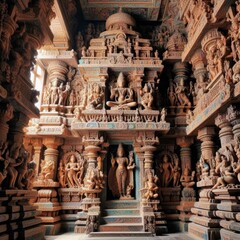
left=108, top=143, right=136, bottom=199
left=65, top=154, right=84, bottom=188
left=106, top=72, right=137, bottom=110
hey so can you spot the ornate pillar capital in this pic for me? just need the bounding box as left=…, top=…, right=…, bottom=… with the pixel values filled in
left=215, top=113, right=233, bottom=147
left=176, top=136, right=194, bottom=148
left=43, top=136, right=63, bottom=149
left=197, top=127, right=215, bottom=142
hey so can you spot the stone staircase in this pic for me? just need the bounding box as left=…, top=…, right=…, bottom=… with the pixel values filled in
left=89, top=200, right=152, bottom=237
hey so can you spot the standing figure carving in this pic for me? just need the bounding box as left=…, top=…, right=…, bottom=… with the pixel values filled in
left=108, top=144, right=135, bottom=199
left=106, top=72, right=137, bottom=110
left=157, top=151, right=181, bottom=187
left=64, top=153, right=85, bottom=188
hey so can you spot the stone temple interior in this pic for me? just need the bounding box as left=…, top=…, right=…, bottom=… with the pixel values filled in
left=0, top=0, right=240, bottom=239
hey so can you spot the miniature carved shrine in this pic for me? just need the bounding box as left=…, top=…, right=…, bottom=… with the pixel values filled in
left=0, top=1, right=240, bottom=240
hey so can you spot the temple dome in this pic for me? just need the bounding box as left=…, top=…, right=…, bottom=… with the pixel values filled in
left=106, top=9, right=136, bottom=30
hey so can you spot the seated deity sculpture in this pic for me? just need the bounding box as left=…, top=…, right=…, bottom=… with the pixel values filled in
left=212, top=155, right=237, bottom=189
left=140, top=84, right=154, bottom=110
left=141, top=170, right=159, bottom=200
left=106, top=72, right=137, bottom=110
left=180, top=166, right=195, bottom=188
left=88, top=84, right=104, bottom=110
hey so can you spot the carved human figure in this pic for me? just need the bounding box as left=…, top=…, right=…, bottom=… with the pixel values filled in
left=160, top=108, right=167, bottom=122
left=84, top=167, right=104, bottom=190
left=199, top=155, right=210, bottom=178
left=175, top=80, right=191, bottom=107
left=5, top=144, right=23, bottom=189
left=16, top=147, right=29, bottom=189
left=42, top=83, right=51, bottom=105
left=25, top=160, right=37, bottom=189
left=126, top=151, right=135, bottom=197
left=212, top=155, right=237, bottom=189
left=167, top=83, right=176, bottom=106
left=76, top=31, right=84, bottom=57
left=69, top=90, right=76, bottom=106
left=65, top=154, right=82, bottom=188
left=39, top=159, right=54, bottom=180
left=140, top=84, right=154, bottom=110
left=106, top=72, right=137, bottom=110
left=0, top=141, right=8, bottom=188
left=180, top=166, right=195, bottom=188
left=50, top=86, right=58, bottom=104
left=58, top=160, right=66, bottom=187
left=142, top=170, right=159, bottom=200
left=88, top=84, right=104, bottom=109
left=111, top=144, right=131, bottom=198
left=58, top=82, right=71, bottom=106
left=172, top=158, right=181, bottom=187
left=159, top=154, right=173, bottom=187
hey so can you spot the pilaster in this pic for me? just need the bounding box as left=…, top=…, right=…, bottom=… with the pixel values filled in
left=34, top=137, right=63, bottom=235
left=189, top=127, right=220, bottom=240
left=176, top=137, right=195, bottom=231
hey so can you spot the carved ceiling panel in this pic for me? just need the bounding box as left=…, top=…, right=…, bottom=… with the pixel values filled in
left=78, top=0, right=162, bottom=21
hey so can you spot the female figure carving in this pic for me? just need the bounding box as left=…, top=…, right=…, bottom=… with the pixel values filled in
left=160, top=154, right=173, bottom=187
left=109, top=144, right=135, bottom=199
left=65, top=154, right=82, bottom=188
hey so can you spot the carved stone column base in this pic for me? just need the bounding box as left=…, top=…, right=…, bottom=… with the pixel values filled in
left=75, top=196, right=101, bottom=234
left=141, top=199, right=167, bottom=235
left=188, top=189, right=220, bottom=240
left=58, top=188, right=84, bottom=232
left=0, top=190, right=44, bottom=240
left=160, top=187, right=181, bottom=223
left=213, top=188, right=240, bottom=240
left=34, top=184, right=62, bottom=235
left=188, top=222, right=220, bottom=240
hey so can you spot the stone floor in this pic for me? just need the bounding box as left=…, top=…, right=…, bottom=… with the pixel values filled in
left=45, top=233, right=198, bottom=240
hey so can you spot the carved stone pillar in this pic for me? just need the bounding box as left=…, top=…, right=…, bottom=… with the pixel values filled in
left=133, top=142, right=144, bottom=189
left=32, top=139, right=43, bottom=175
left=138, top=133, right=167, bottom=235
left=176, top=137, right=195, bottom=231
left=33, top=137, right=63, bottom=235
left=227, top=104, right=240, bottom=143
left=176, top=136, right=194, bottom=171
left=0, top=102, right=14, bottom=145
left=213, top=104, right=240, bottom=240
left=215, top=113, right=234, bottom=147
left=75, top=133, right=105, bottom=234
left=188, top=127, right=220, bottom=240
left=42, top=60, right=68, bottom=112
left=42, top=137, right=63, bottom=181
left=191, top=49, right=208, bottom=106
left=171, top=61, right=191, bottom=115
left=201, top=29, right=226, bottom=82
left=197, top=126, right=217, bottom=184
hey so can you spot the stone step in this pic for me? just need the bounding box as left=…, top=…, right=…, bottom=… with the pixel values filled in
left=103, top=200, right=139, bottom=209
left=99, top=223, right=143, bottom=232
left=88, top=231, right=152, bottom=238
left=103, top=208, right=140, bottom=216
left=101, top=215, right=142, bottom=224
